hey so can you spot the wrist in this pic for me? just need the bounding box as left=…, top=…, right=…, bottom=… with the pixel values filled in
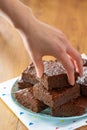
left=11, top=1, right=36, bottom=33
left=12, top=2, right=38, bottom=36
left=0, top=0, right=37, bottom=34
left=19, top=7, right=37, bottom=34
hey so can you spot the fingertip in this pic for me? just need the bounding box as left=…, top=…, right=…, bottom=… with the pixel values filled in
left=76, top=60, right=83, bottom=77
left=67, top=71, right=75, bottom=86
left=80, top=61, right=83, bottom=77
left=37, top=69, right=43, bottom=78
left=34, top=58, right=44, bottom=79
left=68, top=48, right=83, bottom=77
left=79, top=68, right=83, bottom=77
left=59, top=52, right=75, bottom=86
left=69, top=78, right=75, bottom=86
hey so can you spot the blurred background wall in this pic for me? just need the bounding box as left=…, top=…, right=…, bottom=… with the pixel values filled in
left=0, top=0, right=87, bottom=82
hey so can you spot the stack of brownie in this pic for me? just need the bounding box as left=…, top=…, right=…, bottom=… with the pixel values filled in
left=18, top=63, right=38, bottom=89
left=15, top=58, right=87, bottom=117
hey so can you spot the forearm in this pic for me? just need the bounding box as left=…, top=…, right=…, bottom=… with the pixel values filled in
left=0, top=0, right=35, bottom=33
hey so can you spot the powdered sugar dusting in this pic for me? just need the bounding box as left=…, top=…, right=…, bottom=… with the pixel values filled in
left=77, top=67, right=87, bottom=85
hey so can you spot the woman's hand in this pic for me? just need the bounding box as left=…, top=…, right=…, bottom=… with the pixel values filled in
left=23, top=14, right=83, bottom=85
left=0, top=0, right=83, bottom=85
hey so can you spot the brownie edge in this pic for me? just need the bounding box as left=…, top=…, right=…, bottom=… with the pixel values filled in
left=33, top=82, right=80, bottom=108
left=51, top=96, right=87, bottom=117
left=18, top=79, right=33, bottom=89
left=15, top=87, right=47, bottom=112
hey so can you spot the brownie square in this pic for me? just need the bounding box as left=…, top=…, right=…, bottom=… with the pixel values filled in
left=40, top=61, right=79, bottom=90
left=21, top=63, right=38, bottom=85
left=51, top=96, right=87, bottom=117
left=33, top=82, right=80, bottom=108
left=18, top=79, right=33, bottom=89
left=15, top=87, right=47, bottom=112
left=77, top=67, right=87, bottom=96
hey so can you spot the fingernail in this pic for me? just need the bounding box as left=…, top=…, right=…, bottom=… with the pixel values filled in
left=70, top=82, right=74, bottom=86
left=71, top=82, right=74, bottom=86
left=37, top=71, right=42, bottom=78
left=80, top=70, right=83, bottom=77
left=69, top=79, right=75, bottom=86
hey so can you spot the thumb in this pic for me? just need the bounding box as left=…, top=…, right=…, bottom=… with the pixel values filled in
left=33, top=57, right=44, bottom=78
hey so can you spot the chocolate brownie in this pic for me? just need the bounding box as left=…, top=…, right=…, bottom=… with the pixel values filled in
left=15, top=87, right=47, bottom=112
left=82, top=58, right=87, bottom=66
left=51, top=96, right=87, bottom=117
left=33, top=82, right=80, bottom=108
left=18, top=79, right=33, bottom=89
left=22, top=63, right=38, bottom=85
left=40, top=61, right=79, bottom=90
left=77, top=67, right=87, bottom=96
left=22, top=61, right=78, bottom=90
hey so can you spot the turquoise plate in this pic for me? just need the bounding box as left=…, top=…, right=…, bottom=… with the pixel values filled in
left=11, top=80, right=87, bottom=120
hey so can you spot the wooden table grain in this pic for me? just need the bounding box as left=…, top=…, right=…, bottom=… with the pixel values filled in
left=0, top=0, right=87, bottom=129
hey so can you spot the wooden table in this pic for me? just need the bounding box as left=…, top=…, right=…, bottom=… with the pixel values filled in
left=0, top=0, right=87, bottom=129
left=0, top=99, right=27, bottom=130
